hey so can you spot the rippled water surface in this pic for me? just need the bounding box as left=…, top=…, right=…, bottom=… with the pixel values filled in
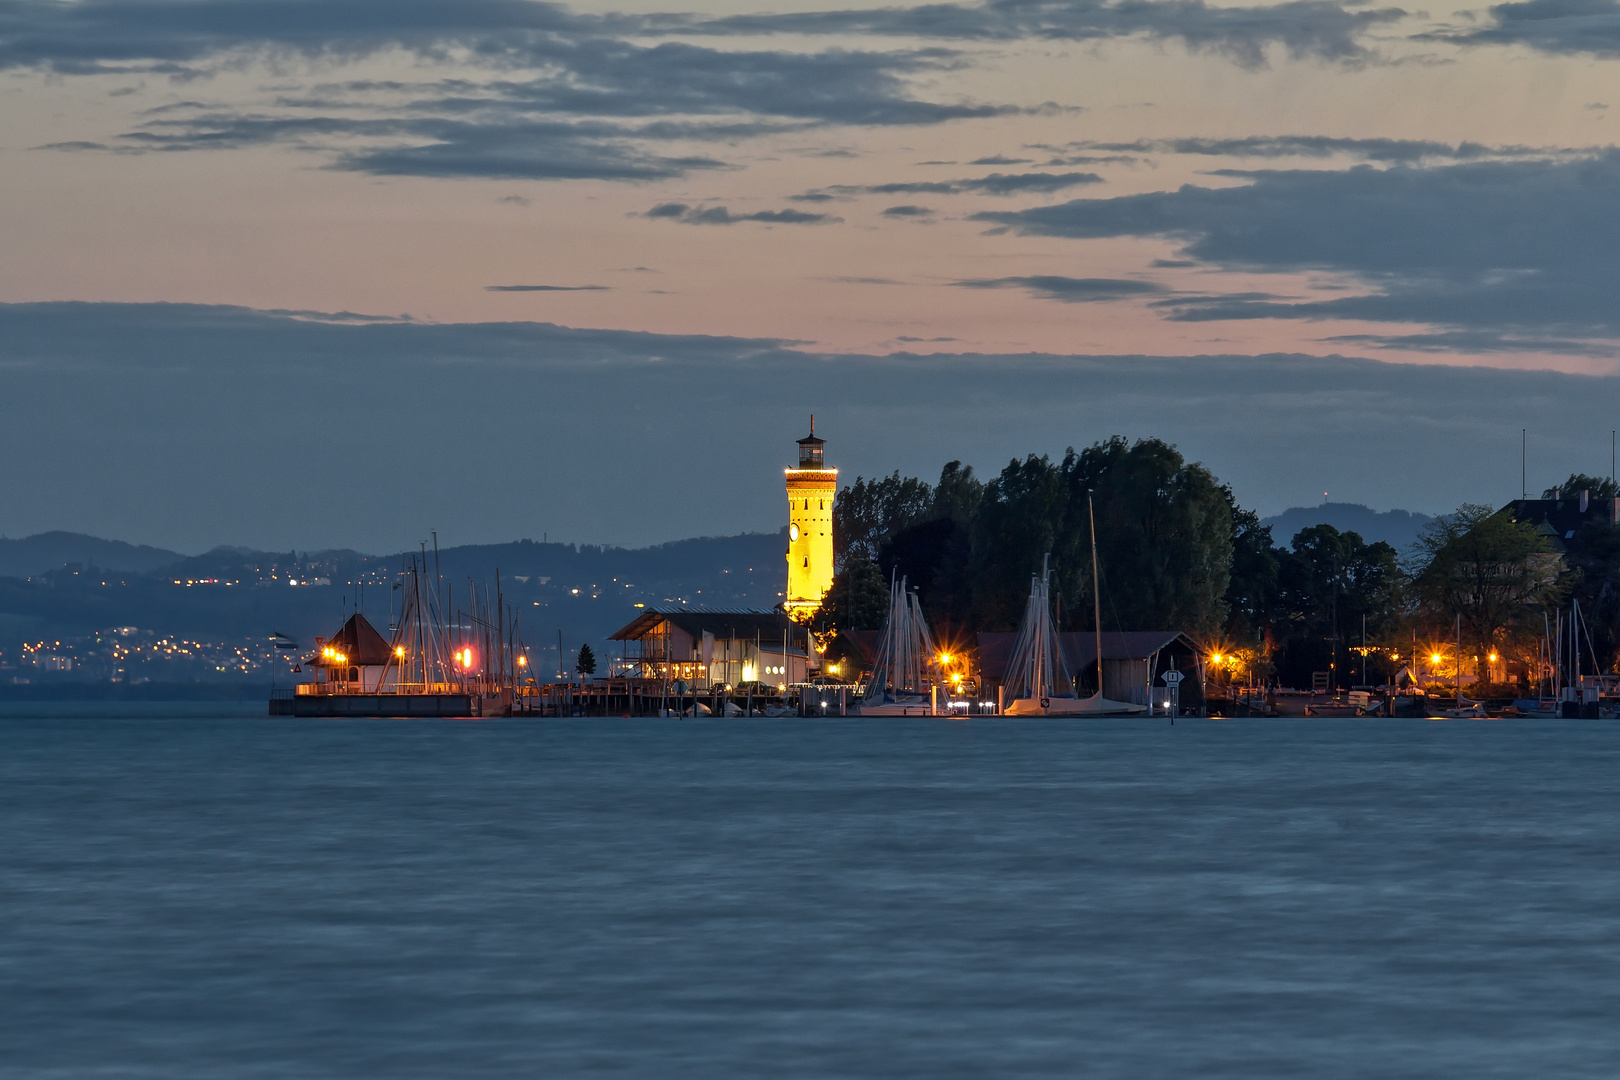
left=3, top=706, right=1618, bottom=1078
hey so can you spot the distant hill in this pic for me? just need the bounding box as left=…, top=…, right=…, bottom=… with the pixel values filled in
left=0, top=529, right=792, bottom=678
left=1261, top=503, right=1433, bottom=554
left=0, top=531, right=184, bottom=578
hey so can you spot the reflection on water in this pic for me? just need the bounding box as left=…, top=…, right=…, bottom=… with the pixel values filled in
left=3, top=711, right=1618, bottom=1078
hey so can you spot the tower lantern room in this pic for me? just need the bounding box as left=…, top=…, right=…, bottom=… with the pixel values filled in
left=785, top=415, right=837, bottom=622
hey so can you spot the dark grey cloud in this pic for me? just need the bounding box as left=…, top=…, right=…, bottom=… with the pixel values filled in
left=0, top=0, right=1408, bottom=77
left=105, top=111, right=731, bottom=180
left=1040, top=135, right=1575, bottom=163
left=663, top=0, right=1408, bottom=68
left=882, top=204, right=935, bottom=216
left=485, top=284, right=610, bottom=292
left=954, top=275, right=1165, bottom=301
left=0, top=0, right=591, bottom=74
left=6, top=301, right=1620, bottom=550
left=644, top=203, right=839, bottom=225
left=1433, top=0, right=1620, bottom=57
left=1321, top=331, right=1617, bottom=358
left=971, top=154, right=1033, bottom=164
left=798, top=170, right=1103, bottom=201
left=975, top=152, right=1620, bottom=343
left=17, top=6, right=1018, bottom=181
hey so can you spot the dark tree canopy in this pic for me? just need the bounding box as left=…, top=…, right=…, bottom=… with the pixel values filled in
left=1411, top=504, right=1562, bottom=676
left=575, top=642, right=597, bottom=676
left=1542, top=474, right=1620, bottom=501
left=815, top=441, right=1620, bottom=685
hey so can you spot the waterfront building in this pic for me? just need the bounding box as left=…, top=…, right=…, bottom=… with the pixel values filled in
left=976, top=629, right=1205, bottom=711
left=609, top=609, right=811, bottom=688
left=307, top=613, right=395, bottom=692
left=1500, top=491, right=1620, bottom=553
left=785, top=417, right=837, bottom=621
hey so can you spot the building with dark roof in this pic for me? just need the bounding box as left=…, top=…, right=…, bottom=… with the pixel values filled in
left=1500, top=492, right=1620, bottom=553
left=609, top=609, right=813, bottom=688
left=308, top=613, right=397, bottom=692
left=977, top=630, right=1206, bottom=708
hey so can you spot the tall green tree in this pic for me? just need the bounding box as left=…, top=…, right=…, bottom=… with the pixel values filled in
left=968, top=454, right=1077, bottom=630
left=1542, top=473, right=1620, bottom=500
left=1274, top=524, right=1402, bottom=687
left=1062, top=437, right=1234, bottom=635
left=1411, top=504, right=1563, bottom=679
left=833, top=471, right=933, bottom=567
left=575, top=643, right=597, bottom=676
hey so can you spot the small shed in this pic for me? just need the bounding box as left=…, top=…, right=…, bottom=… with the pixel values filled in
left=977, top=630, right=1206, bottom=708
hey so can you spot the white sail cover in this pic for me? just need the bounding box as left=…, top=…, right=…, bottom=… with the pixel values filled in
left=1001, top=570, right=1074, bottom=704
left=1002, top=564, right=1146, bottom=717
left=863, top=575, right=941, bottom=705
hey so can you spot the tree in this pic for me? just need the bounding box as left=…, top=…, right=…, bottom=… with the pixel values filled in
left=1542, top=473, right=1619, bottom=500
left=1411, top=504, right=1563, bottom=682
left=932, top=460, right=984, bottom=523
left=968, top=454, right=1076, bottom=630
left=575, top=643, right=597, bottom=676
left=1224, top=503, right=1281, bottom=646
left=819, top=554, right=889, bottom=633
left=832, top=471, right=933, bottom=567
left=1273, top=524, right=1402, bottom=688
left=1061, top=437, right=1234, bottom=635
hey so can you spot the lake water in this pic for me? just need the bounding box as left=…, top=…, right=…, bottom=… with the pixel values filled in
left=3, top=706, right=1618, bottom=1078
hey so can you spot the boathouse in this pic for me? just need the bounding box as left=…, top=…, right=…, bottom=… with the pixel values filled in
left=976, top=629, right=1206, bottom=709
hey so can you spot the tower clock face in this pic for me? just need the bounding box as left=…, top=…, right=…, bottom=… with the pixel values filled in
left=790, top=524, right=800, bottom=542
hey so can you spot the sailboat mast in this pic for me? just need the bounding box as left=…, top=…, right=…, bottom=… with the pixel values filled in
left=1089, top=493, right=1103, bottom=698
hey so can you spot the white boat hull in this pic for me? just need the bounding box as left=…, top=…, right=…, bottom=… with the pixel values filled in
left=1005, top=693, right=1147, bottom=717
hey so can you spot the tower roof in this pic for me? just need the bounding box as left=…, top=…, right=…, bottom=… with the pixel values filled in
left=797, top=414, right=824, bottom=447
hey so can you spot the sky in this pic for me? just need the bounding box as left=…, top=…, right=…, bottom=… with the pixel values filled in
left=4, top=0, right=1620, bottom=552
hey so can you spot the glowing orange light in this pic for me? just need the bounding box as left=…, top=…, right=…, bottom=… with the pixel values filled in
left=517, top=655, right=528, bottom=666
left=394, top=646, right=406, bottom=657
left=1488, top=653, right=1498, bottom=663
left=1431, top=653, right=1443, bottom=665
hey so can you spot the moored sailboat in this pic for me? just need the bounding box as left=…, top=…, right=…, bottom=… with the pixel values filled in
left=1002, top=497, right=1145, bottom=717
left=860, top=574, right=944, bottom=715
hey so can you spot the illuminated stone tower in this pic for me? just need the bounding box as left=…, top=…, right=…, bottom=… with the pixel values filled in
left=785, top=416, right=837, bottom=621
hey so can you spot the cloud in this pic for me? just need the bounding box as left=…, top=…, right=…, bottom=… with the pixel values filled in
left=974, top=151, right=1620, bottom=341
left=1433, top=0, right=1620, bottom=57
left=11, top=302, right=1620, bottom=551
left=644, top=203, right=839, bottom=225
left=20, top=10, right=1022, bottom=181
left=954, top=275, right=1166, bottom=301
left=485, top=284, right=610, bottom=292
left=664, top=0, right=1409, bottom=68
left=0, top=0, right=1410, bottom=80
left=798, top=171, right=1103, bottom=202
left=970, top=154, right=1033, bottom=164
left=1320, top=331, right=1617, bottom=357
left=1041, top=135, right=1578, bottom=163
left=882, top=204, right=934, bottom=217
